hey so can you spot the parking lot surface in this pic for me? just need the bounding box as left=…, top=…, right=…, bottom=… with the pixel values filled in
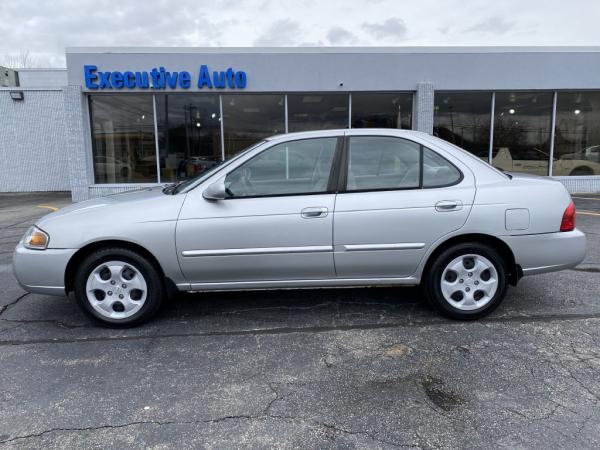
left=0, top=191, right=599, bottom=449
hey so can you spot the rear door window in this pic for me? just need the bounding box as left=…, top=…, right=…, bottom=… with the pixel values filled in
left=346, top=136, right=421, bottom=191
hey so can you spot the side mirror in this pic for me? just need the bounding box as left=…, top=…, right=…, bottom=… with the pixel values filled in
left=202, top=179, right=227, bottom=200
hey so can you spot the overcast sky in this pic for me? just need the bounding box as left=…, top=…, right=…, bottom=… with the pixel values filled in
left=1, top=0, right=599, bottom=68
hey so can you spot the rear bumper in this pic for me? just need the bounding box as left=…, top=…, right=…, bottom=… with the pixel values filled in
left=502, top=229, right=587, bottom=276
left=13, top=243, right=76, bottom=296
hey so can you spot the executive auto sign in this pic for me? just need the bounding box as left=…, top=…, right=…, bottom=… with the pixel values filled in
left=83, top=65, right=247, bottom=90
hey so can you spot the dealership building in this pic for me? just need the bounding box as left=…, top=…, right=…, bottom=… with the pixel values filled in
left=2, top=46, right=600, bottom=201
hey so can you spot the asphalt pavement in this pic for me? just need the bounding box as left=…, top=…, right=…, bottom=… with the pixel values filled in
left=0, top=191, right=599, bottom=449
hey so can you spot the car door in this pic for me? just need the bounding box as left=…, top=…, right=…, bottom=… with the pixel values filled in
left=176, top=136, right=342, bottom=286
left=333, top=134, right=475, bottom=279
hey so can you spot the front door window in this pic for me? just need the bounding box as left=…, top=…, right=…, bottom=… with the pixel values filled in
left=225, top=137, right=338, bottom=197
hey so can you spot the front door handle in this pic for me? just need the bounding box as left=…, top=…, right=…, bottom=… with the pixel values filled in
left=435, top=200, right=463, bottom=212
left=301, top=207, right=328, bottom=219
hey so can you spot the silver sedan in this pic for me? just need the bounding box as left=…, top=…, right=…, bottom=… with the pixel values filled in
left=13, top=129, right=587, bottom=327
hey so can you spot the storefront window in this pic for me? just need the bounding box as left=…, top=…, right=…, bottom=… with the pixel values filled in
left=433, top=92, right=492, bottom=160
left=553, top=92, right=600, bottom=176
left=156, top=94, right=221, bottom=182
left=287, top=94, right=349, bottom=132
left=222, top=94, right=285, bottom=158
left=492, top=92, right=553, bottom=176
left=351, top=93, right=413, bottom=129
left=89, top=95, right=157, bottom=183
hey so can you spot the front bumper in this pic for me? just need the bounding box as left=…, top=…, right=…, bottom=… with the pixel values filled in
left=502, top=229, right=587, bottom=276
left=13, top=242, right=77, bottom=296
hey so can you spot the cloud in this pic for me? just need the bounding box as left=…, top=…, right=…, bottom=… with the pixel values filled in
left=253, top=19, right=302, bottom=46
left=361, top=17, right=407, bottom=40
left=326, top=26, right=358, bottom=45
left=1, top=0, right=600, bottom=67
left=465, top=16, right=513, bottom=35
left=0, top=0, right=231, bottom=67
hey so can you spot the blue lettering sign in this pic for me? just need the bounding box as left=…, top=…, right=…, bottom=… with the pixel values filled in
left=179, top=71, right=191, bottom=89
left=112, top=71, right=124, bottom=89
left=84, top=65, right=99, bottom=90
left=83, top=66, right=248, bottom=90
left=213, top=71, right=226, bottom=88
left=198, top=65, right=212, bottom=88
left=123, top=71, right=135, bottom=88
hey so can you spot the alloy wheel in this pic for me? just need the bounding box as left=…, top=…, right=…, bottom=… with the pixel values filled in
left=440, top=254, right=498, bottom=311
left=85, top=260, right=148, bottom=319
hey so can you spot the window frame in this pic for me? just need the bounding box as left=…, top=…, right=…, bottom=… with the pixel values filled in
left=222, top=136, right=344, bottom=200
left=337, top=135, right=464, bottom=194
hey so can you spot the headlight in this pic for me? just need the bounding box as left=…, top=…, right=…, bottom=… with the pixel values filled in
left=23, top=226, right=49, bottom=250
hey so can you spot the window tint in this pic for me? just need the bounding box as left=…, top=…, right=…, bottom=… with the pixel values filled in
left=222, top=94, right=285, bottom=158
left=351, top=93, right=413, bottom=129
left=89, top=95, right=157, bottom=183
left=493, top=92, right=553, bottom=175
left=433, top=92, right=492, bottom=160
left=346, top=137, right=421, bottom=191
left=156, top=94, right=221, bottom=182
left=287, top=94, right=349, bottom=132
left=422, top=147, right=462, bottom=187
left=553, top=91, right=600, bottom=175
left=225, top=138, right=337, bottom=197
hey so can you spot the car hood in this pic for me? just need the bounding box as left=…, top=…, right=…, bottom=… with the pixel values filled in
left=34, top=186, right=187, bottom=249
left=36, top=186, right=185, bottom=230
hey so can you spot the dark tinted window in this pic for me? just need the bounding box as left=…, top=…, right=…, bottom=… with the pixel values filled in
left=156, top=94, right=221, bottom=182
left=553, top=92, right=600, bottom=176
left=351, top=93, right=413, bottom=129
left=493, top=92, right=553, bottom=176
left=90, top=95, right=157, bottom=183
left=225, top=138, right=337, bottom=197
left=222, top=94, right=285, bottom=158
left=346, top=137, right=421, bottom=191
left=287, top=94, right=349, bottom=132
left=422, top=147, right=462, bottom=187
left=433, top=92, right=492, bottom=159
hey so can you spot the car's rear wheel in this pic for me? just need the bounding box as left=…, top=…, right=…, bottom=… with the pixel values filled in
left=74, top=247, right=164, bottom=327
left=424, top=243, right=508, bottom=320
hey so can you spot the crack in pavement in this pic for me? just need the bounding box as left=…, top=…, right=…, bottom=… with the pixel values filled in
left=0, top=312, right=600, bottom=347
left=0, top=414, right=420, bottom=448
left=0, top=318, right=87, bottom=329
left=0, top=293, right=29, bottom=317
left=1, top=311, right=600, bottom=347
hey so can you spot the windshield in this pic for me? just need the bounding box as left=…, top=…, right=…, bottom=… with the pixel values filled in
left=172, top=141, right=266, bottom=194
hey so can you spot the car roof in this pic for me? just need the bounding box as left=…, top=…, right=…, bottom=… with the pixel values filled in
left=265, top=128, right=430, bottom=142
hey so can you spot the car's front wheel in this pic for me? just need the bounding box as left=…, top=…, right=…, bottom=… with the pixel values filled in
left=424, top=243, right=508, bottom=320
left=74, top=247, right=164, bottom=327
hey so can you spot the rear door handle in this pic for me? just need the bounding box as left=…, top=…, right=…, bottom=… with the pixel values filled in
left=301, top=207, right=328, bottom=218
left=435, top=200, right=463, bottom=212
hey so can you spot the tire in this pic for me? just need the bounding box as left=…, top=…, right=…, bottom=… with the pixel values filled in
left=423, top=242, right=508, bottom=320
left=74, top=247, right=164, bottom=327
left=570, top=166, right=593, bottom=176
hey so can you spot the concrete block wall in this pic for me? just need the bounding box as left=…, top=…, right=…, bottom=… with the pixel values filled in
left=0, top=88, right=70, bottom=192
left=63, top=85, right=93, bottom=202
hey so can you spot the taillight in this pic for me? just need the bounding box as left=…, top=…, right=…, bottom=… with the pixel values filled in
left=560, top=201, right=576, bottom=232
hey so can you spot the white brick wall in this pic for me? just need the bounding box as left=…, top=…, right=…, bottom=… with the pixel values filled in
left=0, top=89, right=70, bottom=192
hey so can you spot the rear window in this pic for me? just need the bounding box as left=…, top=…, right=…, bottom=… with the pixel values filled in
left=422, top=147, right=462, bottom=188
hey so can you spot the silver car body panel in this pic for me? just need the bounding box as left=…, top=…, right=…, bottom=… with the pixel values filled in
left=13, top=245, right=77, bottom=295
left=332, top=138, right=476, bottom=278
left=177, top=192, right=337, bottom=283
left=13, top=129, right=586, bottom=296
